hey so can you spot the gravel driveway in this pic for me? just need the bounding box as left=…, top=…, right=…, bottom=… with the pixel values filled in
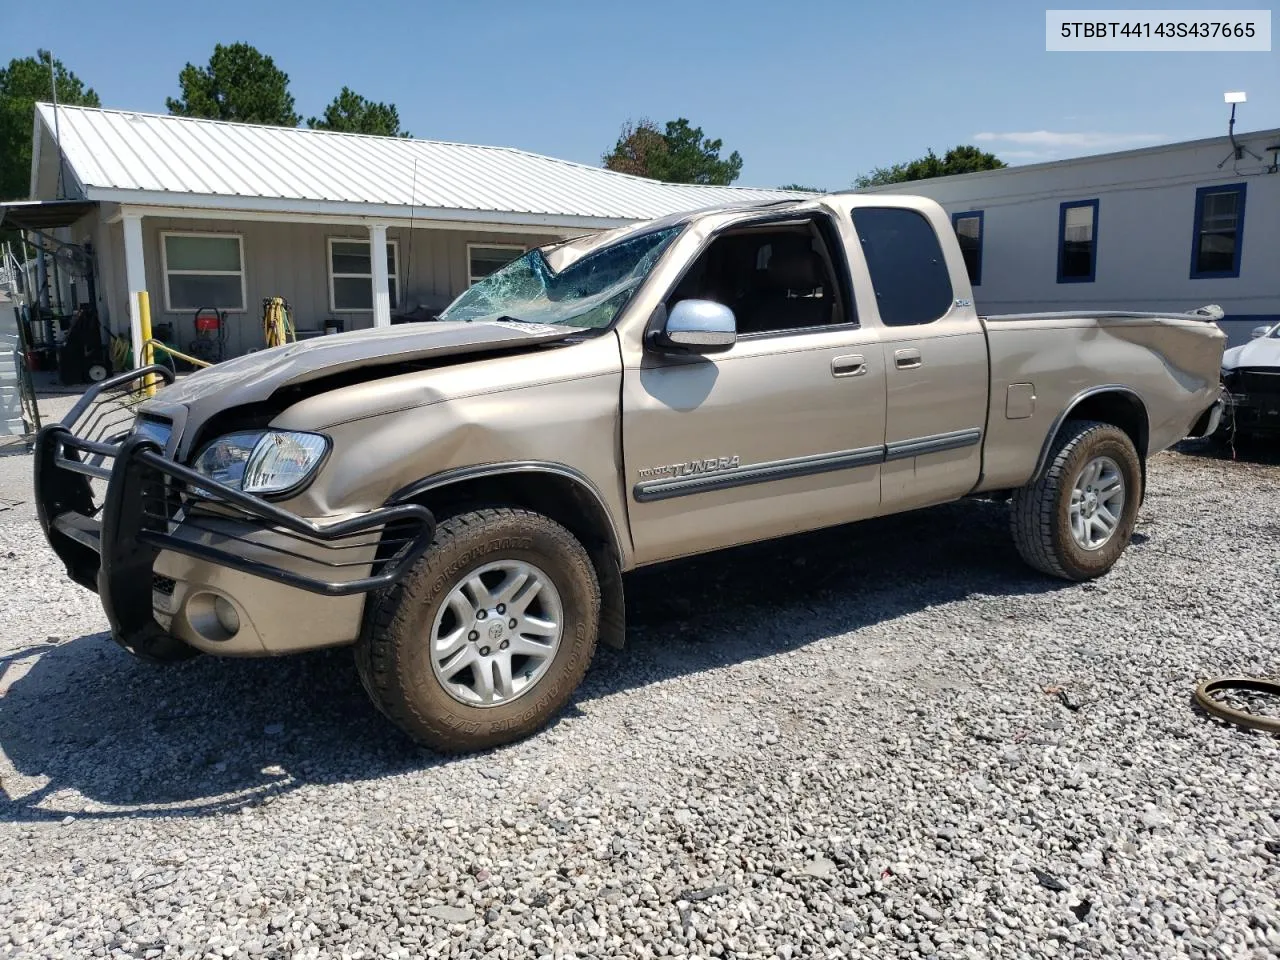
left=1, top=433, right=1278, bottom=959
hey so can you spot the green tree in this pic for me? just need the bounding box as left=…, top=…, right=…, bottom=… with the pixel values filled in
left=307, top=87, right=409, bottom=137
left=0, top=50, right=100, bottom=200
left=603, top=117, right=743, bottom=185
left=778, top=183, right=823, bottom=193
left=854, top=145, right=1005, bottom=188
left=601, top=119, right=667, bottom=178
left=166, top=43, right=299, bottom=126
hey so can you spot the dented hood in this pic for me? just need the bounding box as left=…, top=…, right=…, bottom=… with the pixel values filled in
left=142, top=319, right=577, bottom=435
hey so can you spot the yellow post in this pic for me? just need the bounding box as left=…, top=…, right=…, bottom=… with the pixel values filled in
left=137, top=290, right=156, bottom=397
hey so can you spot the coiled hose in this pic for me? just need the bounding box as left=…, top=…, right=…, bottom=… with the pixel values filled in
left=1195, top=677, right=1280, bottom=733
left=262, top=296, right=296, bottom=348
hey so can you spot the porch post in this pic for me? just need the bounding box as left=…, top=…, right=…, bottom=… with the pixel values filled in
left=121, top=209, right=147, bottom=368
left=369, top=222, right=391, bottom=328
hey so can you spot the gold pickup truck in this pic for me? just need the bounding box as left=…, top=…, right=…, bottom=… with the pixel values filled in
left=35, top=194, right=1225, bottom=752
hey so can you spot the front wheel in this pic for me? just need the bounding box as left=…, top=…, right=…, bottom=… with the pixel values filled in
left=356, top=508, right=600, bottom=752
left=1010, top=420, right=1142, bottom=581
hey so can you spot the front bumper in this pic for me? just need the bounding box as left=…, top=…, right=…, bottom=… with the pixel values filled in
left=1221, top=388, right=1280, bottom=436
left=34, top=367, right=436, bottom=657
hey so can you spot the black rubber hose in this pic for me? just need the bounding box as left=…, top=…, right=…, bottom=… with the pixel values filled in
left=1194, top=677, right=1280, bottom=734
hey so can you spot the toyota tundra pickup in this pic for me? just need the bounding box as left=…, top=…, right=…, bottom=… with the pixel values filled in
left=35, top=194, right=1225, bottom=752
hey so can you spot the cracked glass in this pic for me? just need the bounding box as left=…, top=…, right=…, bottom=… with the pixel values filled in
left=440, top=226, right=683, bottom=330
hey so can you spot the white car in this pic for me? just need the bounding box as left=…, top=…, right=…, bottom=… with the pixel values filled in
left=1220, top=322, right=1280, bottom=440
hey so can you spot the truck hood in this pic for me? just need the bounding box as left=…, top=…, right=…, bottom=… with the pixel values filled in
left=142, top=319, right=578, bottom=443
left=1222, top=335, right=1280, bottom=371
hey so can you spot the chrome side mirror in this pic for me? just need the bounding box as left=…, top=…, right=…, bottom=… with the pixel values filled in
left=1251, top=324, right=1271, bottom=339
left=654, top=299, right=737, bottom=353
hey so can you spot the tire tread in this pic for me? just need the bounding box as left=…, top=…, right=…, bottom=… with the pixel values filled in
left=355, top=507, right=599, bottom=752
left=1010, top=419, right=1137, bottom=581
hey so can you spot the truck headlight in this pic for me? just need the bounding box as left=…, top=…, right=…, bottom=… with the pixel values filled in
left=192, top=430, right=330, bottom=496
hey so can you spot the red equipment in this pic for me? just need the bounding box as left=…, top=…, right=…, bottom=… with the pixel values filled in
left=190, top=307, right=227, bottom=364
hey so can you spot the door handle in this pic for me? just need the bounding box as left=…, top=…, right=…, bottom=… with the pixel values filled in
left=894, top=348, right=923, bottom=370
left=831, top=354, right=867, bottom=378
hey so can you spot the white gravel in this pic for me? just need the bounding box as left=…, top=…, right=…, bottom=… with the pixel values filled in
left=1, top=433, right=1278, bottom=959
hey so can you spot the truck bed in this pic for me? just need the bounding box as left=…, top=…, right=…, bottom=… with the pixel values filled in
left=975, top=309, right=1224, bottom=492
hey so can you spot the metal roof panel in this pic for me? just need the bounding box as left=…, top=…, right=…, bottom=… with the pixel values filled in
left=35, top=104, right=811, bottom=224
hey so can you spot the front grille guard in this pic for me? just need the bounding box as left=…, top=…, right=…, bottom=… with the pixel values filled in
left=35, top=365, right=436, bottom=605
left=121, top=442, right=436, bottom=597
left=53, top=365, right=171, bottom=496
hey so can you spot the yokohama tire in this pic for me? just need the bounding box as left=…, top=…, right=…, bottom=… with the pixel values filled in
left=356, top=508, right=600, bottom=752
left=1010, top=419, right=1142, bottom=581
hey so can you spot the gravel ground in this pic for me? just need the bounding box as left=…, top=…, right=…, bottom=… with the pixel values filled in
left=1, top=422, right=1278, bottom=959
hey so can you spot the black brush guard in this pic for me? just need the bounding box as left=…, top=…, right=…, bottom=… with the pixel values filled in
left=34, top=366, right=436, bottom=656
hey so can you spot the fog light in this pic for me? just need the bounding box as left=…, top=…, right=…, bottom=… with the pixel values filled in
left=213, top=596, right=241, bottom=635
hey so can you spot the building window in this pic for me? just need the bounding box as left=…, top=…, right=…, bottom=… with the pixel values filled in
left=328, top=238, right=399, bottom=312
left=468, top=244, right=524, bottom=286
left=951, top=211, right=983, bottom=287
left=850, top=207, right=953, bottom=327
left=1057, top=200, right=1098, bottom=283
left=1191, top=183, right=1247, bottom=279
left=161, top=232, right=245, bottom=312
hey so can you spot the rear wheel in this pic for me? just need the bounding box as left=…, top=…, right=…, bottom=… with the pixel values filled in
left=356, top=507, right=600, bottom=752
left=1010, top=420, right=1142, bottom=581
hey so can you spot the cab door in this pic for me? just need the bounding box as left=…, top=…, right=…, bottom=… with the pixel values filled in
left=621, top=215, right=888, bottom=565
left=849, top=206, right=989, bottom=510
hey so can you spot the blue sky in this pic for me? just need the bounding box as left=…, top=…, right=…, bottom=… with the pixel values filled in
left=5, top=1, right=1276, bottom=190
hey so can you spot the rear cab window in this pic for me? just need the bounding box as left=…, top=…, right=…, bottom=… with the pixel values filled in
left=850, top=207, right=954, bottom=326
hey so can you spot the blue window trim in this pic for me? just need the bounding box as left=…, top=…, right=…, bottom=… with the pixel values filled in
left=1056, top=199, right=1099, bottom=284
left=951, top=210, right=984, bottom=287
left=1189, top=182, right=1247, bottom=280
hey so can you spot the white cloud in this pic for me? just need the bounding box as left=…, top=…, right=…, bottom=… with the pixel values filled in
left=972, top=130, right=1166, bottom=151
left=994, top=149, right=1060, bottom=161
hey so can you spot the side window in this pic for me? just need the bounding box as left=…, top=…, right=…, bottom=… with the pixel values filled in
left=850, top=207, right=953, bottom=326
left=1190, top=183, right=1246, bottom=279
left=162, top=232, right=246, bottom=312
left=952, top=211, right=983, bottom=287
left=670, top=219, right=849, bottom=336
left=1057, top=200, right=1098, bottom=283
left=328, top=238, right=399, bottom=312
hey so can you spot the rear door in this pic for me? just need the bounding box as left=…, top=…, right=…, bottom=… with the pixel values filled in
left=848, top=205, right=989, bottom=510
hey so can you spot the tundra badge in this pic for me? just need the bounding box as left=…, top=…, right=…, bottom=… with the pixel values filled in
left=637, top=456, right=741, bottom=480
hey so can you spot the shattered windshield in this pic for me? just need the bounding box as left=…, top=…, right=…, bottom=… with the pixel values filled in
left=439, top=225, right=683, bottom=330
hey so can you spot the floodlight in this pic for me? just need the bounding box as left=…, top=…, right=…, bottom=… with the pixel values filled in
left=1217, top=91, right=1262, bottom=168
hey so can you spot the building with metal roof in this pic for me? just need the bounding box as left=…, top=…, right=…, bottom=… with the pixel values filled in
left=5, top=104, right=806, bottom=369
